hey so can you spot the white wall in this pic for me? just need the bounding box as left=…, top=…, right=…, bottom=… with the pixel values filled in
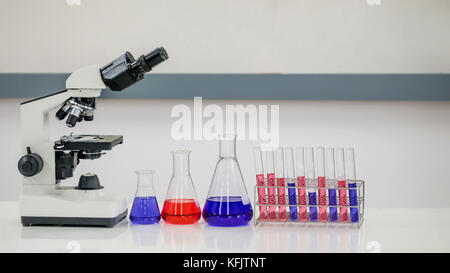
left=0, top=0, right=449, bottom=73
left=1, top=98, right=450, bottom=208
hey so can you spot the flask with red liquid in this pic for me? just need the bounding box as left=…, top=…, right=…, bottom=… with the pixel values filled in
left=161, top=150, right=201, bottom=225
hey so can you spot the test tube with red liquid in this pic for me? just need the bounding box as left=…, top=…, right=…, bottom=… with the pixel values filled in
left=284, top=147, right=297, bottom=221
left=264, top=149, right=277, bottom=220
left=336, top=148, right=348, bottom=222
left=326, top=148, right=338, bottom=222
left=305, top=147, right=317, bottom=221
left=316, top=147, right=328, bottom=222
left=254, top=147, right=267, bottom=220
left=275, top=147, right=287, bottom=220
left=295, top=147, right=307, bottom=221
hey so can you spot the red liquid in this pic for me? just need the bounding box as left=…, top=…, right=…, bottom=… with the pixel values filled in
left=267, top=173, right=277, bottom=219
left=338, top=180, right=348, bottom=222
left=277, top=177, right=287, bottom=220
left=256, top=174, right=268, bottom=220
left=318, top=176, right=328, bottom=222
left=161, top=199, right=201, bottom=225
left=297, top=176, right=307, bottom=221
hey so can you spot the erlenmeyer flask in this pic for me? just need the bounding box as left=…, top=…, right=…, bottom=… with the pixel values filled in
left=161, top=150, right=201, bottom=225
left=129, top=170, right=161, bottom=225
left=203, top=134, right=253, bottom=226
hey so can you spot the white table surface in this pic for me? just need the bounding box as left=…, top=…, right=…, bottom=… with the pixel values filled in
left=0, top=202, right=449, bottom=253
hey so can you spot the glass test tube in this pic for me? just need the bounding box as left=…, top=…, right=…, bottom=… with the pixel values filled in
left=295, top=147, right=307, bottom=221
left=275, top=147, right=287, bottom=220
left=305, top=147, right=317, bottom=221
left=326, top=148, right=338, bottom=222
left=284, top=147, right=297, bottom=221
left=345, top=148, right=359, bottom=223
left=254, top=147, right=267, bottom=220
left=316, top=147, right=327, bottom=222
left=336, top=148, right=348, bottom=222
left=264, top=149, right=277, bottom=220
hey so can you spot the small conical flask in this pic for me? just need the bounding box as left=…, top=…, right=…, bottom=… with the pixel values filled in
left=203, top=134, right=253, bottom=226
left=129, top=170, right=161, bottom=225
left=161, top=150, right=201, bottom=225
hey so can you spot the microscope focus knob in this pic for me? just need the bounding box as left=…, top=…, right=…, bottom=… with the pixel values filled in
left=18, top=147, right=43, bottom=177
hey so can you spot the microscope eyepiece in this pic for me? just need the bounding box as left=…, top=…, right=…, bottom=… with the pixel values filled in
left=100, top=47, right=169, bottom=91
left=144, top=47, right=169, bottom=69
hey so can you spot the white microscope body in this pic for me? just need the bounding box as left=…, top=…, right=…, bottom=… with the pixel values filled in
left=18, top=48, right=168, bottom=227
left=19, top=66, right=127, bottom=227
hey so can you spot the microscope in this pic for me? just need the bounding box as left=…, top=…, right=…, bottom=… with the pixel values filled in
left=17, top=47, right=168, bottom=227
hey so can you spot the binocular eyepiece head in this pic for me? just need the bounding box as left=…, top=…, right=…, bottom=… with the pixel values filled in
left=56, top=47, right=168, bottom=127
left=100, top=47, right=169, bottom=91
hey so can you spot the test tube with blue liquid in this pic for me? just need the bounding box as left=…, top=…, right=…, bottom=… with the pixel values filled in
left=326, top=148, right=338, bottom=222
left=345, top=148, right=359, bottom=223
left=283, top=147, right=297, bottom=221
left=305, top=147, right=317, bottom=221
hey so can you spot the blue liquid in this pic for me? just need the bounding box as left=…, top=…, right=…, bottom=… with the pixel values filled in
left=348, top=183, right=359, bottom=223
left=288, top=182, right=298, bottom=220
left=129, top=196, right=161, bottom=225
left=308, top=192, right=318, bottom=221
left=203, top=196, right=253, bottom=227
left=329, top=189, right=338, bottom=222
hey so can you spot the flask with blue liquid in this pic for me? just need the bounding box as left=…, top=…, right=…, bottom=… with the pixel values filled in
left=203, top=134, right=253, bottom=226
left=129, top=170, right=161, bottom=225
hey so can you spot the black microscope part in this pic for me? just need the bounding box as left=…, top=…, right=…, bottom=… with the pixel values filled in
left=83, top=115, right=94, bottom=121
left=55, top=151, right=77, bottom=181
left=100, top=47, right=168, bottom=91
left=18, top=147, right=43, bottom=177
left=55, top=103, right=70, bottom=120
left=76, top=173, right=103, bottom=190
left=54, top=135, right=123, bottom=181
left=66, top=113, right=79, bottom=128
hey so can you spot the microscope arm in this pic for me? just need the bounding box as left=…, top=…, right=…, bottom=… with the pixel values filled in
left=19, top=65, right=105, bottom=185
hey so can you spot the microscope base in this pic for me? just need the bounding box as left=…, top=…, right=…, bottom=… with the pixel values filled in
left=19, top=186, right=128, bottom=228
left=21, top=210, right=127, bottom=228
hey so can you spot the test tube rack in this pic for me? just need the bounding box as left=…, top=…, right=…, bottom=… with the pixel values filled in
left=253, top=178, right=365, bottom=228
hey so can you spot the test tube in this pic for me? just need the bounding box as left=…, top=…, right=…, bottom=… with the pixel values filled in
left=316, top=147, right=327, bottom=222
left=336, top=148, right=348, bottom=222
left=275, top=147, right=287, bottom=220
left=326, top=148, right=338, bottom=222
left=295, top=147, right=307, bottom=221
left=264, top=149, right=277, bottom=220
left=284, top=147, right=297, bottom=221
left=254, top=146, right=267, bottom=220
left=305, top=147, right=317, bottom=221
left=345, top=148, right=359, bottom=223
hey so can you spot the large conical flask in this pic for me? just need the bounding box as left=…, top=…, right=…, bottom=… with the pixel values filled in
left=129, top=170, right=161, bottom=225
left=203, top=134, right=253, bottom=226
left=161, top=150, right=201, bottom=225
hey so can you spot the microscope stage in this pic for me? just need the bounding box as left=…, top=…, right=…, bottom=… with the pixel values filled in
left=54, top=135, right=123, bottom=151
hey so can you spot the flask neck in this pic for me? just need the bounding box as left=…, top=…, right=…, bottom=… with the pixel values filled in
left=172, top=150, right=190, bottom=176
left=219, top=135, right=237, bottom=158
left=135, top=170, right=155, bottom=197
